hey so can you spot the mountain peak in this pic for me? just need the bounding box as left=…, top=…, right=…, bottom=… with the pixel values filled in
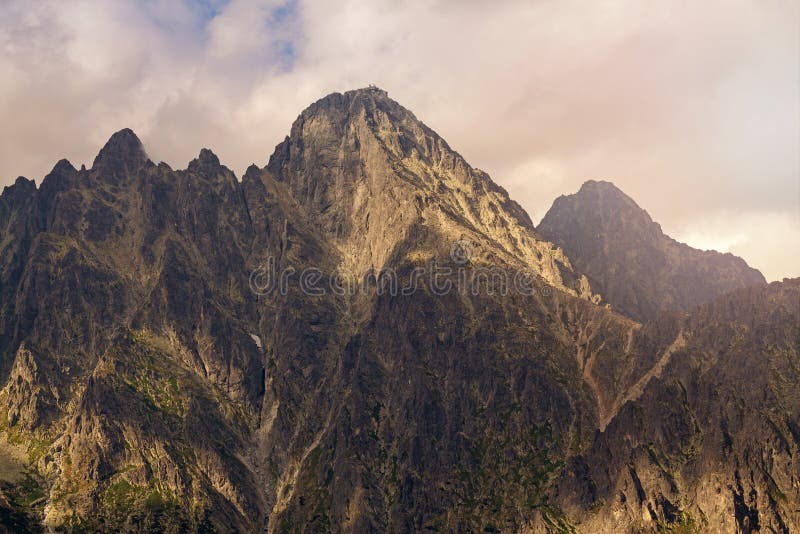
left=319, top=85, right=390, bottom=104
left=538, top=181, right=766, bottom=321
left=52, top=158, right=77, bottom=175
left=264, top=86, right=595, bottom=299
left=347, top=85, right=389, bottom=97
left=575, top=179, right=641, bottom=209
left=197, top=147, right=219, bottom=164
left=268, top=86, right=419, bottom=175
left=294, top=86, right=408, bottom=127
left=187, top=148, right=222, bottom=175
left=91, top=128, right=148, bottom=173
left=579, top=179, right=622, bottom=193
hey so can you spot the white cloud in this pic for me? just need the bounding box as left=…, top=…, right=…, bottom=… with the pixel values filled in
left=675, top=210, right=800, bottom=282
left=0, top=0, right=797, bottom=280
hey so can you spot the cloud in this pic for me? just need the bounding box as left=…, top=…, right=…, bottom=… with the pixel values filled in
left=674, top=211, right=800, bottom=283
left=0, top=0, right=797, bottom=280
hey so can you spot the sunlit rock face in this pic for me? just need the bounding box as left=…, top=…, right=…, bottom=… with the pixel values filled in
left=0, top=88, right=796, bottom=533
left=266, top=88, right=595, bottom=299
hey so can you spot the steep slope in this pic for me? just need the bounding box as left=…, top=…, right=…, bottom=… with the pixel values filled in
left=266, top=87, right=596, bottom=301
left=0, top=176, right=37, bottom=378
left=537, top=180, right=766, bottom=322
left=558, top=278, right=800, bottom=533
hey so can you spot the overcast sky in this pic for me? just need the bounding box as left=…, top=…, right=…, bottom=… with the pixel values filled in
left=1, top=0, right=798, bottom=280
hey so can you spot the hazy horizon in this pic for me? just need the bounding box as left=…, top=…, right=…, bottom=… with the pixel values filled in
left=1, top=0, right=798, bottom=281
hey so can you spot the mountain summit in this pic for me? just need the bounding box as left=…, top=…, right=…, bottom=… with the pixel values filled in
left=537, top=180, right=766, bottom=321
left=91, top=127, right=149, bottom=175
left=264, top=87, right=595, bottom=298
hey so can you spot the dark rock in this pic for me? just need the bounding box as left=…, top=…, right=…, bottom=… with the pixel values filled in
left=91, top=128, right=149, bottom=177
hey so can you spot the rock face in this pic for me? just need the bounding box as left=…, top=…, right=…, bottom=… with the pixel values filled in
left=557, top=279, right=800, bottom=533
left=0, top=88, right=797, bottom=533
left=266, top=88, right=595, bottom=298
left=537, top=180, right=766, bottom=322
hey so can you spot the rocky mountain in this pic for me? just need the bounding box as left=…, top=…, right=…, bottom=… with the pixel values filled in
left=264, top=88, right=595, bottom=299
left=0, top=87, right=796, bottom=533
left=537, top=180, right=766, bottom=322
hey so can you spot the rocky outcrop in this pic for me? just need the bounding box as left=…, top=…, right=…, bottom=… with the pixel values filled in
left=537, top=180, right=766, bottom=322
left=0, top=88, right=795, bottom=533
left=91, top=128, right=149, bottom=179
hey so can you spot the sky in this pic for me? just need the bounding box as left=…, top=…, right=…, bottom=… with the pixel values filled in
left=0, top=0, right=798, bottom=281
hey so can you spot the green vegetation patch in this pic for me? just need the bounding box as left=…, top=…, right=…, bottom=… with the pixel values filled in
left=117, top=331, right=188, bottom=418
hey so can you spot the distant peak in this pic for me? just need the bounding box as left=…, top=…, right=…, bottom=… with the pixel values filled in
left=92, top=128, right=148, bottom=172
left=571, top=180, right=642, bottom=211
left=578, top=179, right=623, bottom=194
